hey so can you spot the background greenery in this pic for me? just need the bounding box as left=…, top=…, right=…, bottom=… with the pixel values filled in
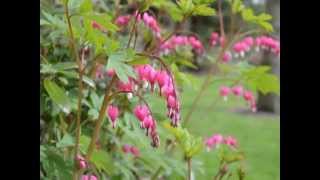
left=148, top=76, right=280, bottom=180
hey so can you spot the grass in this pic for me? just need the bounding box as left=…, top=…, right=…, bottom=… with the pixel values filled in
left=148, top=76, right=280, bottom=180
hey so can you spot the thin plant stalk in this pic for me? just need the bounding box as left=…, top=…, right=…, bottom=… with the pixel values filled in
left=63, top=1, right=84, bottom=179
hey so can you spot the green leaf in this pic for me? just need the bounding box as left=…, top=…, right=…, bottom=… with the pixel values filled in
left=177, top=59, right=198, bottom=69
left=83, top=75, right=96, bottom=89
left=231, top=0, right=244, bottom=13
left=241, top=66, right=280, bottom=95
left=177, top=0, right=194, bottom=14
left=258, top=21, right=274, bottom=32
left=85, top=13, right=119, bottom=33
left=91, top=150, right=115, bottom=175
left=56, top=133, right=74, bottom=148
left=223, top=151, right=245, bottom=164
left=127, top=56, right=149, bottom=66
left=80, top=135, right=91, bottom=154
left=187, top=137, right=204, bottom=158
left=41, top=10, right=66, bottom=29
left=43, top=147, right=73, bottom=179
left=258, top=13, right=272, bottom=21
left=44, top=79, right=71, bottom=114
left=107, top=49, right=136, bottom=83
left=79, top=0, right=93, bottom=14
left=240, top=8, right=274, bottom=32
left=88, top=109, right=99, bottom=120
left=52, top=62, right=77, bottom=70
left=90, top=91, right=101, bottom=109
left=40, top=19, right=50, bottom=26
left=193, top=5, right=216, bottom=16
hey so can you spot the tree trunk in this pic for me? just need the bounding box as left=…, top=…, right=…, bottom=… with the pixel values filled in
left=257, top=0, right=280, bottom=114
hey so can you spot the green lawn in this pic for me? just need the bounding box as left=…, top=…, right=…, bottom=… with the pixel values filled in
left=148, top=76, right=280, bottom=180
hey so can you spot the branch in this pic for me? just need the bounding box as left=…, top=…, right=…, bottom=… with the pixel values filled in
left=85, top=76, right=118, bottom=161
left=63, top=2, right=84, bottom=179
left=127, top=11, right=139, bottom=48
left=187, top=158, right=192, bottom=180
left=218, top=0, right=225, bottom=38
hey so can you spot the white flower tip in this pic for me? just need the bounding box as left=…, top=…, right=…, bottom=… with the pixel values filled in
left=127, top=93, right=133, bottom=99
left=143, top=81, right=149, bottom=89
left=240, top=51, right=245, bottom=58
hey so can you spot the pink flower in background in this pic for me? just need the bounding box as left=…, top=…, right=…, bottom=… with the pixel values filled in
left=205, top=134, right=224, bottom=151
left=159, top=35, right=204, bottom=55
left=122, top=144, right=140, bottom=157
left=222, top=51, right=232, bottom=63
left=130, top=146, right=140, bottom=157
left=212, top=134, right=224, bottom=144
left=209, top=32, right=219, bottom=46
left=232, top=86, right=243, bottom=96
left=115, top=15, right=131, bottom=26
left=233, top=42, right=246, bottom=57
left=250, top=100, right=257, bottom=112
left=141, top=12, right=161, bottom=38
left=243, top=90, right=254, bottom=102
left=188, top=36, right=204, bottom=54
left=243, top=37, right=254, bottom=47
left=117, top=79, right=134, bottom=92
left=81, top=175, right=98, bottom=180
left=107, top=105, right=119, bottom=128
left=91, top=21, right=102, bottom=30
left=224, top=136, right=238, bottom=148
left=95, top=64, right=104, bottom=80
left=122, top=144, right=131, bottom=153
left=76, top=155, right=87, bottom=169
left=206, top=134, right=239, bottom=151
left=219, top=86, right=231, bottom=101
left=220, top=36, right=226, bottom=47
left=254, top=36, right=280, bottom=56
left=106, top=69, right=115, bottom=77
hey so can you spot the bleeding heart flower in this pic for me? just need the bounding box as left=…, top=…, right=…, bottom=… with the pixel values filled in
left=107, top=105, right=119, bottom=128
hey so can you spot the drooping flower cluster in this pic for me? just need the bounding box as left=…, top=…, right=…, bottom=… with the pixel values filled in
left=115, top=15, right=131, bottom=27
left=208, top=32, right=280, bottom=62
left=133, top=104, right=160, bottom=147
left=219, top=85, right=256, bottom=112
left=205, top=134, right=238, bottom=151
left=159, top=35, right=204, bottom=55
left=122, top=144, right=140, bottom=157
left=134, top=65, right=180, bottom=127
left=255, top=36, right=280, bottom=56
left=131, top=11, right=161, bottom=39
left=232, top=37, right=255, bottom=58
left=107, top=63, right=180, bottom=147
left=243, top=90, right=256, bottom=112
left=232, top=36, right=280, bottom=58
left=209, top=32, right=225, bottom=47
left=115, top=11, right=161, bottom=39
